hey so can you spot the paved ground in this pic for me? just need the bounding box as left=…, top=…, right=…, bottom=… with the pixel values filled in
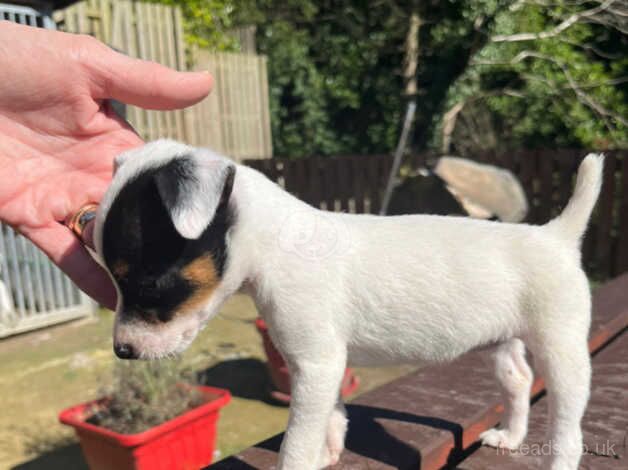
left=0, top=295, right=415, bottom=469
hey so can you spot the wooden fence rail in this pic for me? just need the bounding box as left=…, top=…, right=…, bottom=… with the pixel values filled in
left=245, top=150, right=628, bottom=279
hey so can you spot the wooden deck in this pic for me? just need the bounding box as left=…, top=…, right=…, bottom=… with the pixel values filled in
left=458, top=331, right=627, bottom=469
left=209, top=274, right=628, bottom=469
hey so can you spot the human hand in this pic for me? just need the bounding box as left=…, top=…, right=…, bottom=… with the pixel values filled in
left=0, top=21, right=213, bottom=309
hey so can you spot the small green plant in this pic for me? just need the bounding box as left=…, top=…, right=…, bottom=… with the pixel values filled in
left=88, top=359, right=203, bottom=434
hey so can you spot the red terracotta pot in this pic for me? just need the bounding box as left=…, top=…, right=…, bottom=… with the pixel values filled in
left=59, top=385, right=231, bottom=470
left=255, top=318, right=359, bottom=403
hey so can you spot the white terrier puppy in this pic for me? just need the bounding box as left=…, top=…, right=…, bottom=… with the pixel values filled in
left=94, top=140, right=602, bottom=470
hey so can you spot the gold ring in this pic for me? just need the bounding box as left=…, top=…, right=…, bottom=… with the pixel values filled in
left=66, top=203, right=98, bottom=242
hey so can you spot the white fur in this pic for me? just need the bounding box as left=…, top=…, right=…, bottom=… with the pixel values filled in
left=96, top=140, right=603, bottom=470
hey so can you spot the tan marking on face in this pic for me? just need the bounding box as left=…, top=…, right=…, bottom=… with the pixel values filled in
left=178, top=255, right=220, bottom=314
left=112, top=260, right=129, bottom=278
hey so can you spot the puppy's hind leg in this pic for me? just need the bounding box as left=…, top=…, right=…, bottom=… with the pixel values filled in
left=527, top=308, right=591, bottom=470
left=480, top=338, right=533, bottom=450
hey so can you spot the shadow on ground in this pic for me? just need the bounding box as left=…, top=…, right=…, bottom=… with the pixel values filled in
left=344, top=404, right=469, bottom=468
left=210, top=403, right=470, bottom=469
left=197, top=358, right=280, bottom=406
left=11, top=443, right=87, bottom=470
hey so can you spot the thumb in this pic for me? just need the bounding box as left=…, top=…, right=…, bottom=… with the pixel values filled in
left=87, top=42, right=213, bottom=110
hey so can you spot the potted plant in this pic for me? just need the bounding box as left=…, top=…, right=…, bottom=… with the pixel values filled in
left=59, top=359, right=231, bottom=470
left=255, top=318, right=359, bottom=403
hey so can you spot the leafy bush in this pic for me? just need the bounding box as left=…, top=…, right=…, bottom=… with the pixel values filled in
left=88, top=359, right=203, bottom=434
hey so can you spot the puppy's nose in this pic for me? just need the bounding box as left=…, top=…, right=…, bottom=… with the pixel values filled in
left=114, top=342, right=138, bottom=360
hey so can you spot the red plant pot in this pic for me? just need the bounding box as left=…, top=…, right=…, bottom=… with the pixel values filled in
left=255, top=318, right=359, bottom=403
left=59, top=385, right=231, bottom=470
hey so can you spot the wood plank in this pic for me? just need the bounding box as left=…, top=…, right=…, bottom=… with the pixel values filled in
left=594, top=151, right=618, bottom=277
left=325, top=158, right=339, bottom=211
left=378, top=155, right=394, bottom=212
left=173, top=6, right=193, bottom=143
left=537, top=150, right=554, bottom=223
left=260, top=56, right=273, bottom=157
left=252, top=56, right=264, bottom=158
left=337, top=157, right=351, bottom=212
left=615, top=151, right=628, bottom=275
left=555, top=149, right=577, bottom=210
left=138, top=2, right=157, bottom=140
left=517, top=150, right=538, bottom=223
left=307, top=157, right=323, bottom=209
left=130, top=1, right=149, bottom=138
left=283, top=159, right=298, bottom=198
left=100, top=0, right=112, bottom=45
left=497, top=149, right=515, bottom=175
left=365, top=155, right=382, bottom=214
left=161, top=4, right=180, bottom=138
left=109, top=0, right=124, bottom=51
left=152, top=4, right=169, bottom=138
left=76, top=1, right=87, bottom=34
left=352, top=156, right=366, bottom=214
left=244, top=55, right=253, bottom=157
left=123, top=0, right=136, bottom=57
left=236, top=54, right=247, bottom=159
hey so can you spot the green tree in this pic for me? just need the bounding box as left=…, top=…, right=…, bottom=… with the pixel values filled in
left=232, top=1, right=513, bottom=156
left=439, top=1, right=628, bottom=153
left=144, top=0, right=237, bottom=50
left=233, top=1, right=411, bottom=157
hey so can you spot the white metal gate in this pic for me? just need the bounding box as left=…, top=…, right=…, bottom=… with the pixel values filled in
left=0, top=3, right=95, bottom=338
left=0, top=3, right=56, bottom=29
left=0, top=225, right=95, bottom=338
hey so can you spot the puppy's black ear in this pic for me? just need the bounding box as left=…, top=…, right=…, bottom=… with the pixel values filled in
left=153, top=155, right=235, bottom=239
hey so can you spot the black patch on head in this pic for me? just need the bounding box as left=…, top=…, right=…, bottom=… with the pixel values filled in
left=103, top=156, right=234, bottom=323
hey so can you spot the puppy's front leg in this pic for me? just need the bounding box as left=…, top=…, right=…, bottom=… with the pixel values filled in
left=278, top=355, right=346, bottom=470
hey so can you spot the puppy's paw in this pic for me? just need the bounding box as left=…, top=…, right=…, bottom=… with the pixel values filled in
left=318, top=443, right=342, bottom=469
left=480, top=428, right=524, bottom=450
left=318, top=411, right=347, bottom=468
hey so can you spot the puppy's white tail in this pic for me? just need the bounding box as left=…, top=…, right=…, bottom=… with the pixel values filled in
left=547, top=153, right=604, bottom=243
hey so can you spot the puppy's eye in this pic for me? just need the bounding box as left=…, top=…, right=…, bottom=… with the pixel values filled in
left=138, top=308, right=159, bottom=322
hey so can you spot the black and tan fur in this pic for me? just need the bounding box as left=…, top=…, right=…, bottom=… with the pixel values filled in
left=102, top=157, right=234, bottom=326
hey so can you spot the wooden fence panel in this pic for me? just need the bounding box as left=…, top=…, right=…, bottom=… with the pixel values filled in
left=187, top=50, right=272, bottom=161
left=248, top=154, right=394, bottom=214
left=54, top=0, right=272, bottom=160
left=352, top=156, right=365, bottom=214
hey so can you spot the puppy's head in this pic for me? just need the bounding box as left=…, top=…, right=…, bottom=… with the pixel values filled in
left=94, top=140, right=236, bottom=360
